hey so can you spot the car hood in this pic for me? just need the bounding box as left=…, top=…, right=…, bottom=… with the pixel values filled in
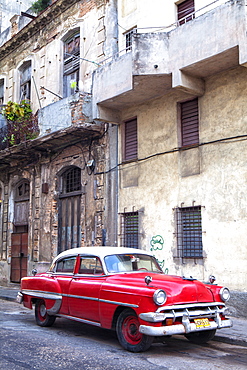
left=105, top=272, right=214, bottom=305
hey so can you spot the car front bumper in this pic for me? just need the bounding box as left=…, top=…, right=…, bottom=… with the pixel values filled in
left=139, top=317, right=232, bottom=337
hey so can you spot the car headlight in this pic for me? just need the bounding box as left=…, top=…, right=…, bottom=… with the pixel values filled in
left=153, top=289, right=167, bottom=305
left=220, top=287, right=230, bottom=302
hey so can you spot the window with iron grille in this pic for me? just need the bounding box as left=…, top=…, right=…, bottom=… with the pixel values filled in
left=124, top=118, right=137, bottom=161
left=63, top=32, right=80, bottom=97
left=177, top=0, right=195, bottom=25
left=125, top=27, right=136, bottom=51
left=120, top=211, right=139, bottom=248
left=180, top=98, right=199, bottom=147
left=62, top=167, right=81, bottom=194
left=175, top=206, right=203, bottom=259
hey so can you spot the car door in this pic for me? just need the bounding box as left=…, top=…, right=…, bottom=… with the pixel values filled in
left=68, top=255, right=106, bottom=324
left=51, top=255, right=77, bottom=315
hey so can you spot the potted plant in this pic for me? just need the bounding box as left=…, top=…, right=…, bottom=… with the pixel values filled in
left=1, top=100, right=39, bottom=146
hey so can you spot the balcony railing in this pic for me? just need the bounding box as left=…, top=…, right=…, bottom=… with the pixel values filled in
left=0, top=114, right=39, bottom=150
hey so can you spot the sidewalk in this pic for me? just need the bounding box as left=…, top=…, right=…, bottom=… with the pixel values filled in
left=0, top=285, right=246, bottom=347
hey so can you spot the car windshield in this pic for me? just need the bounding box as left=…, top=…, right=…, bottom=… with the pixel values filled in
left=104, top=253, right=162, bottom=273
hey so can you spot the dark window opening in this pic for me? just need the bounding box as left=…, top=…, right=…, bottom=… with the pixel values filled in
left=125, top=27, right=136, bottom=51
left=63, top=33, right=80, bottom=97
left=120, top=211, right=139, bottom=249
left=19, top=61, right=31, bottom=101
left=124, top=118, right=137, bottom=161
left=62, top=167, right=81, bottom=194
left=175, top=206, right=203, bottom=259
left=180, top=98, right=199, bottom=147
left=0, top=79, right=4, bottom=105
left=177, top=0, right=195, bottom=25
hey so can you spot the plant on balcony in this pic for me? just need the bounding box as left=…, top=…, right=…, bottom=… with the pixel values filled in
left=31, top=0, right=51, bottom=14
left=1, top=100, right=39, bottom=146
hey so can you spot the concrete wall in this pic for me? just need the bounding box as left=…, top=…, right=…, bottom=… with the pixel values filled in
left=118, top=66, right=247, bottom=292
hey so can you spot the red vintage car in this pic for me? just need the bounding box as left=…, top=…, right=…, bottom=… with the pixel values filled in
left=17, top=247, right=232, bottom=352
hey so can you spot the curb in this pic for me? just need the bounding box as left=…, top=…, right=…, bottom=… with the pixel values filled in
left=213, top=334, right=247, bottom=347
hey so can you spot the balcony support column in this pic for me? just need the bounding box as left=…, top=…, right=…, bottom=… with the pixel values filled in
left=172, top=70, right=205, bottom=96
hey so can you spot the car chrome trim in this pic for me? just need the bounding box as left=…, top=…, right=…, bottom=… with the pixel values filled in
left=63, top=294, right=99, bottom=302
left=99, top=298, right=139, bottom=308
left=139, top=318, right=232, bottom=337
left=57, top=314, right=101, bottom=327
left=141, top=302, right=229, bottom=323
left=64, top=294, right=139, bottom=308
left=156, top=302, right=226, bottom=312
left=21, top=289, right=62, bottom=301
left=21, top=289, right=138, bottom=309
left=16, top=292, right=23, bottom=304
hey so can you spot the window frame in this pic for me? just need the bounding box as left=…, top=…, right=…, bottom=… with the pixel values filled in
left=178, top=97, right=199, bottom=148
left=177, top=0, right=195, bottom=26
left=122, top=117, right=138, bottom=162
left=175, top=205, right=203, bottom=260
left=19, top=61, right=31, bottom=101
left=120, top=211, right=139, bottom=249
left=124, top=27, right=137, bottom=52
left=63, top=31, right=80, bottom=97
left=78, top=255, right=104, bottom=275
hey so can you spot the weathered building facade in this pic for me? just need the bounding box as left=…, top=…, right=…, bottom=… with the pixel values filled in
left=0, top=0, right=118, bottom=284
left=0, top=0, right=246, bottom=314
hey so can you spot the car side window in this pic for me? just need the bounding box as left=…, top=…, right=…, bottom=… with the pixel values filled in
left=79, top=256, right=103, bottom=275
left=56, top=256, right=76, bottom=273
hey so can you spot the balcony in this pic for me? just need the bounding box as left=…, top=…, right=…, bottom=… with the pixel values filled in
left=0, top=93, right=103, bottom=170
left=92, top=0, right=246, bottom=121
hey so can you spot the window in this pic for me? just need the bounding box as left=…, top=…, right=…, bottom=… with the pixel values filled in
left=120, top=211, right=139, bottom=248
left=63, top=32, right=80, bottom=97
left=123, top=118, right=137, bottom=161
left=19, top=61, right=31, bottom=101
left=0, top=79, right=4, bottom=105
left=79, top=256, right=103, bottom=275
left=175, top=206, right=203, bottom=259
left=177, top=0, right=195, bottom=25
left=56, top=256, right=77, bottom=273
left=62, top=167, right=81, bottom=194
left=125, top=27, right=136, bottom=51
left=180, top=98, right=199, bottom=147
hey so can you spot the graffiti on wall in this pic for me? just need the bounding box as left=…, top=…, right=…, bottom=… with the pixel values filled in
left=150, top=235, right=169, bottom=274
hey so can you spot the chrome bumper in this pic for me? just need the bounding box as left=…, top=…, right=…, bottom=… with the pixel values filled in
left=139, top=317, right=232, bottom=337
left=16, top=292, right=23, bottom=304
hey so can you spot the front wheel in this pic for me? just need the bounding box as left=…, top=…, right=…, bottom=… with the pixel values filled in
left=35, top=299, right=56, bottom=327
left=185, top=329, right=216, bottom=344
left=116, top=309, right=153, bottom=352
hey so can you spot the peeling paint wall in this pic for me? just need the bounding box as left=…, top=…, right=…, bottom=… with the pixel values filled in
left=118, top=66, right=247, bottom=291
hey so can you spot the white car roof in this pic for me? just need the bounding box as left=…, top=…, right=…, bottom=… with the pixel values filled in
left=53, top=246, right=152, bottom=262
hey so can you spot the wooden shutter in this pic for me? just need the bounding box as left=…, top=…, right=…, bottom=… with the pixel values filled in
left=178, top=0, right=195, bottom=25
left=124, top=118, right=137, bottom=161
left=181, top=98, right=199, bottom=147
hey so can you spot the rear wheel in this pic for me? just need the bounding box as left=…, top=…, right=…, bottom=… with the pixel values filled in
left=35, top=299, right=56, bottom=327
left=116, top=309, right=153, bottom=352
left=185, top=329, right=216, bottom=344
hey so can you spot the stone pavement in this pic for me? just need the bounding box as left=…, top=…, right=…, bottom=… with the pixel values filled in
left=0, top=285, right=246, bottom=347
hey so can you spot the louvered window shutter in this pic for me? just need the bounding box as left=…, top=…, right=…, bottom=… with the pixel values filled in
left=178, top=0, right=195, bottom=25
left=181, top=98, right=199, bottom=147
left=124, top=118, right=137, bottom=161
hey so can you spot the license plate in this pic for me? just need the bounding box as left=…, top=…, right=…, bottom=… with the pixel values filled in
left=194, top=318, right=210, bottom=328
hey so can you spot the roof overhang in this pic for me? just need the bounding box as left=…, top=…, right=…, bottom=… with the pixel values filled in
left=0, top=124, right=103, bottom=171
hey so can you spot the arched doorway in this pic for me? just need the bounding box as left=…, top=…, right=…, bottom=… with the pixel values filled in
left=58, top=166, right=82, bottom=253
left=10, top=180, right=29, bottom=282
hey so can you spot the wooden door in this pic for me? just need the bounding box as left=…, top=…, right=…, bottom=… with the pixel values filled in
left=10, top=233, right=28, bottom=283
